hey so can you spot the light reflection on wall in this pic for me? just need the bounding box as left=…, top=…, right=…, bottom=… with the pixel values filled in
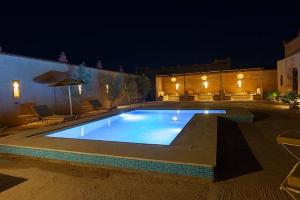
left=203, top=81, right=208, bottom=89
left=237, top=80, right=242, bottom=88
left=80, top=126, right=85, bottom=137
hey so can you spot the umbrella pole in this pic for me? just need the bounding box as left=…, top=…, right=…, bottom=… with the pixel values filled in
left=68, top=85, right=73, bottom=116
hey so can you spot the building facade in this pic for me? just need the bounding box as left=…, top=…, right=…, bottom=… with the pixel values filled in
left=0, top=53, right=137, bottom=126
left=156, top=68, right=277, bottom=101
left=277, top=31, right=300, bottom=93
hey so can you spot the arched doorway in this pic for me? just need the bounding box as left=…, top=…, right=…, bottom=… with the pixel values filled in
left=292, top=68, right=298, bottom=93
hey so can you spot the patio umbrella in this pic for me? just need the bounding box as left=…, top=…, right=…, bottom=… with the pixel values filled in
left=49, top=78, right=86, bottom=116
left=33, top=70, right=68, bottom=84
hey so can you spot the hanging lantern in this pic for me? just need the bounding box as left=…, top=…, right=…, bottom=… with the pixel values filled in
left=201, top=75, right=207, bottom=81
left=171, top=77, right=176, bottom=82
left=237, top=73, right=244, bottom=79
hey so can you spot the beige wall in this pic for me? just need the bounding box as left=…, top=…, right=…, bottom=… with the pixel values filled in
left=185, top=73, right=220, bottom=95
left=222, top=70, right=262, bottom=94
left=0, top=53, right=137, bottom=126
left=277, top=52, right=300, bottom=93
left=262, top=69, right=277, bottom=92
left=161, top=75, right=185, bottom=95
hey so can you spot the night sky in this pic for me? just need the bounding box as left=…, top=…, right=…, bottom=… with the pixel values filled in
left=0, top=2, right=299, bottom=73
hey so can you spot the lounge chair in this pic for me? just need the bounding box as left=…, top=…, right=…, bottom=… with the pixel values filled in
left=81, top=99, right=109, bottom=116
left=277, top=130, right=300, bottom=199
left=32, top=105, right=69, bottom=124
left=18, top=103, right=40, bottom=124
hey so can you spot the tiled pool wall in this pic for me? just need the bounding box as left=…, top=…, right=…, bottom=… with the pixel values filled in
left=0, top=145, right=215, bottom=180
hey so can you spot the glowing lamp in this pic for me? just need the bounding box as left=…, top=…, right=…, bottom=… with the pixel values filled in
left=203, top=81, right=208, bottom=89
left=237, top=80, right=242, bottom=88
left=201, top=75, right=207, bottom=81
left=171, top=77, right=177, bottom=82
left=175, top=83, right=179, bottom=91
left=12, top=80, right=21, bottom=98
left=237, top=73, right=244, bottom=79
left=78, top=85, right=82, bottom=95
left=106, top=84, right=109, bottom=93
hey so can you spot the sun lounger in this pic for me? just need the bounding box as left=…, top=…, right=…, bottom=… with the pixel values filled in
left=80, top=99, right=109, bottom=116
left=18, top=103, right=40, bottom=124
left=277, top=130, right=300, bottom=199
left=88, top=99, right=109, bottom=110
left=32, top=105, right=69, bottom=124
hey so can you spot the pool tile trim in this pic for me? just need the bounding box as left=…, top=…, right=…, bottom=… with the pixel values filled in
left=0, top=144, right=214, bottom=180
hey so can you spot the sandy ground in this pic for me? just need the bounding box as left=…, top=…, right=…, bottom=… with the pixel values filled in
left=0, top=102, right=299, bottom=200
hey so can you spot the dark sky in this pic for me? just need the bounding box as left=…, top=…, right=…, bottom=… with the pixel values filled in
left=0, top=1, right=299, bottom=72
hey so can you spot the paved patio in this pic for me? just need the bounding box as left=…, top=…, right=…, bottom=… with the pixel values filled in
left=0, top=101, right=298, bottom=199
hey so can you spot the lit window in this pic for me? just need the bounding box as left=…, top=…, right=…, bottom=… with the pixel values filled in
left=203, top=81, right=208, bottom=88
left=237, top=80, right=242, bottom=88
left=12, top=80, right=21, bottom=98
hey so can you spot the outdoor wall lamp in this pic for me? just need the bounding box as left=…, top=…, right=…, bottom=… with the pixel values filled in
left=12, top=80, right=21, bottom=99
left=78, top=84, right=83, bottom=95
left=106, top=84, right=109, bottom=93
left=171, top=77, right=176, bottom=82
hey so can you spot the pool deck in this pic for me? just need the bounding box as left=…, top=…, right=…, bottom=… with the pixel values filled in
left=1, top=101, right=298, bottom=199
left=0, top=107, right=253, bottom=180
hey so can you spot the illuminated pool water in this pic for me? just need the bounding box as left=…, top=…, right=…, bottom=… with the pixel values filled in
left=47, top=109, right=226, bottom=145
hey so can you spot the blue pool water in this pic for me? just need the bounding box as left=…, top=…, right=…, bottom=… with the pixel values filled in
left=47, top=109, right=226, bottom=145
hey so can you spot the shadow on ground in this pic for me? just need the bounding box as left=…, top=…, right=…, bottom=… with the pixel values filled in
left=251, top=110, right=271, bottom=121
left=0, top=173, right=27, bottom=192
left=216, top=118, right=262, bottom=181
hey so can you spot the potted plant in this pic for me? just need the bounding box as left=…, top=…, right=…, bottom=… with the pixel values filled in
left=280, top=91, right=299, bottom=109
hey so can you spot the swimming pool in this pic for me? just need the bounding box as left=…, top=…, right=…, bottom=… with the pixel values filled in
left=47, top=109, right=226, bottom=145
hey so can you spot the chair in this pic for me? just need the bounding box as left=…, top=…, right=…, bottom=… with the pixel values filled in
left=277, top=130, right=300, bottom=199
left=32, top=105, right=69, bottom=124
left=18, top=103, right=40, bottom=124
left=81, top=99, right=109, bottom=116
